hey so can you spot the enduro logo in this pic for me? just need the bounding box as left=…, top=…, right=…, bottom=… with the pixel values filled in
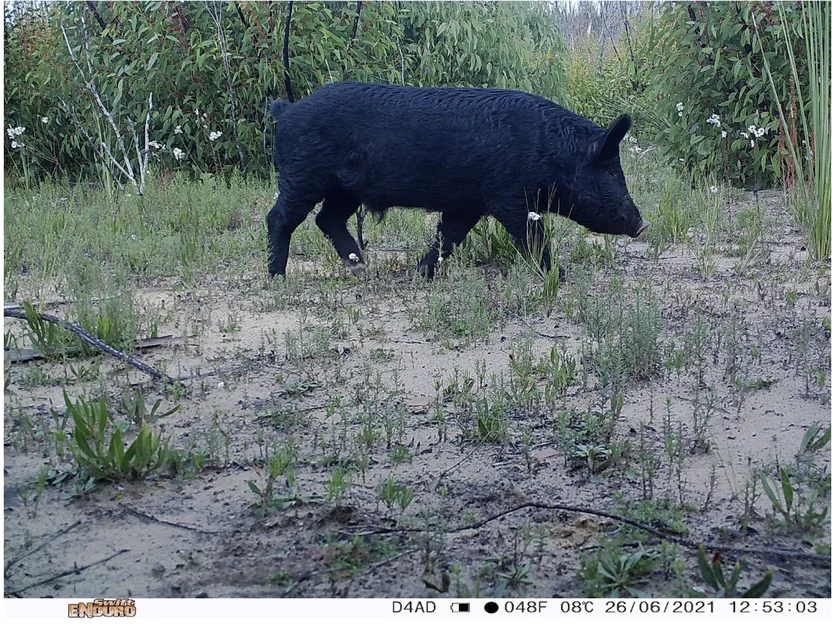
left=67, top=599, right=136, bottom=618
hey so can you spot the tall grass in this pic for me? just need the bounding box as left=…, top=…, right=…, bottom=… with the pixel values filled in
left=756, top=1, right=831, bottom=261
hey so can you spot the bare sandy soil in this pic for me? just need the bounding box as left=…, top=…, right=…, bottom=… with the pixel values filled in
left=4, top=191, right=830, bottom=599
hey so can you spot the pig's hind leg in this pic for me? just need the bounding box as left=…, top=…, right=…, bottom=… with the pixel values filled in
left=418, top=210, right=483, bottom=279
left=316, top=190, right=365, bottom=275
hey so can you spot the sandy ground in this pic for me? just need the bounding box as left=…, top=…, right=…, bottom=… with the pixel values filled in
left=4, top=191, right=830, bottom=598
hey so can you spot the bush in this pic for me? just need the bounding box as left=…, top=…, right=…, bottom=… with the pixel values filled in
left=3, top=1, right=567, bottom=184
left=645, top=1, right=811, bottom=187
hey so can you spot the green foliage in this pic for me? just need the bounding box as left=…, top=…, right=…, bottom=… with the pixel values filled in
left=760, top=467, right=829, bottom=535
left=4, top=1, right=567, bottom=183
left=247, top=440, right=323, bottom=517
left=755, top=1, right=830, bottom=260
left=579, top=544, right=658, bottom=598
left=645, top=1, right=811, bottom=187
left=563, top=43, right=633, bottom=127
left=63, top=390, right=171, bottom=482
left=400, top=1, right=567, bottom=99
left=379, top=475, right=414, bottom=516
left=19, top=300, right=78, bottom=360
left=696, top=546, right=773, bottom=598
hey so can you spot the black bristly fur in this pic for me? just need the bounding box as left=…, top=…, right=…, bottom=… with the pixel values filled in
left=266, top=82, right=647, bottom=278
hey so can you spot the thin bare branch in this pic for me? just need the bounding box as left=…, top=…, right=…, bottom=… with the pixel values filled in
left=61, top=20, right=138, bottom=188
left=6, top=549, right=131, bottom=596
left=206, top=2, right=246, bottom=171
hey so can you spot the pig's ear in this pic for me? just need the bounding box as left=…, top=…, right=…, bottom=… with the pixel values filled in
left=594, top=115, right=631, bottom=162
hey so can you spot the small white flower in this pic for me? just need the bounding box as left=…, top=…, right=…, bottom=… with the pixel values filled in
left=273, top=191, right=280, bottom=201
left=678, top=111, right=683, bottom=117
left=721, top=130, right=727, bottom=138
left=348, top=253, right=360, bottom=262
left=174, top=125, right=183, bottom=135
left=750, top=139, right=755, bottom=148
left=13, top=126, right=25, bottom=136
left=527, top=211, right=541, bottom=221
left=437, top=255, right=444, bottom=264
left=7, top=127, right=14, bottom=139
left=41, top=116, right=49, bottom=124
left=202, top=113, right=208, bottom=119
left=173, top=147, right=185, bottom=161
left=209, top=131, right=222, bottom=141
left=710, top=186, right=718, bottom=194
left=195, top=108, right=199, bottom=115
left=754, top=127, right=766, bottom=138
left=10, top=140, right=19, bottom=149
left=740, top=132, right=749, bottom=139
left=676, top=102, right=684, bottom=112
left=706, top=113, right=721, bottom=128
left=131, top=234, right=138, bottom=241
left=148, top=140, right=165, bottom=150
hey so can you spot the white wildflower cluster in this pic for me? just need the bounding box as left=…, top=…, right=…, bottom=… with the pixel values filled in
left=148, top=140, right=166, bottom=151
left=527, top=211, right=541, bottom=222
left=721, top=130, right=727, bottom=138
left=676, top=102, right=684, bottom=117
left=209, top=131, right=222, bottom=142
left=41, top=116, right=49, bottom=124
left=174, top=125, right=183, bottom=135
left=172, top=147, right=185, bottom=161
left=739, top=124, right=766, bottom=148
left=706, top=113, right=721, bottom=128
left=348, top=253, right=360, bottom=262
left=748, top=124, right=766, bottom=138
left=7, top=125, right=26, bottom=148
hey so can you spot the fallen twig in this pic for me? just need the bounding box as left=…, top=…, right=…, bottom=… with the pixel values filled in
left=353, top=501, right=831, bottom=565
left=5, top=334, right=181, bottom=365
left=4, top=521, right=82, bottom=575
left=510, top=311, right=570, bottom=340
left=4, top=308, right=175, bottom=384
left=119, top=504, right=218, bottom=534
left=6, top=548, right=131, bottom=596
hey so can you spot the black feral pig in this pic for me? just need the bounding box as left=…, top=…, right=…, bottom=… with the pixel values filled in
left=267, top=81, right=647, bottom=278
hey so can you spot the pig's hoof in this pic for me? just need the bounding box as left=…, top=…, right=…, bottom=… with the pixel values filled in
left=348, top=262, right=366, bottom=277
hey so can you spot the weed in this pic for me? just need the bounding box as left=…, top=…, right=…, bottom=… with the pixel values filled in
left=326, top=465, right=354, bottom=507
left=760, top=467, right=829, bottom=536
left=379, top=475, right=415, bottom=517
left=579, top=543, right=658, bottom=598
left=695, top=547, right=773, bottom=598
left=64, top=390, right=170, bottom=482
left=120, top=387, right=180, bottom=427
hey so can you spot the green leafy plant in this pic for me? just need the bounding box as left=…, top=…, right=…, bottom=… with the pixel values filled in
left=20, top=300, right=77, bottom=359
left=647, top=2, right=809, bottom=188
left=247, top=441, right=321, bottom=518
left=755, top=1, right=830, bottom=260
left=579, top=544, right=657, bottom=598
left=696, top=546, right=773, bottom=598
left=120, top=387, right=180, bottom=427
left=64, top=390, right=170, bottom=482
left=379, top=475, right=414, bottom=517
left=760, top=467, right=829, bottom=534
